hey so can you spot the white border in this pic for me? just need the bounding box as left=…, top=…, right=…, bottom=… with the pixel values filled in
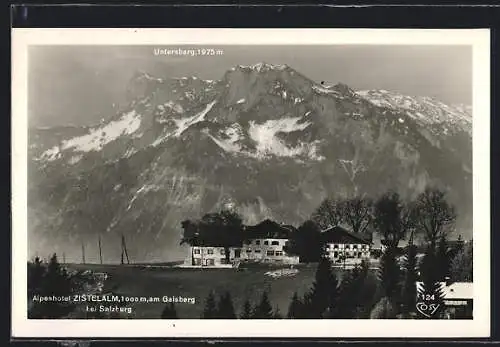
left=11, top=28, right=491, bottom=338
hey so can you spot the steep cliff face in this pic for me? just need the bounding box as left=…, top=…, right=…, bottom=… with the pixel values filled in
left=28, top=63, right=472, bottom=263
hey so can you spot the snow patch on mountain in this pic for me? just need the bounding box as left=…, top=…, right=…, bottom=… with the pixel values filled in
left=312, top=84, right=341, bottom=96
left=248, top=117, right=312, bottom=158
left=205, top=117, right=323, bottom=160
left=40, top=110, right=142, bottom=161
left=126, top=184, right=161, bottom=211
left=137, top=72, right=163, bottom=83
left=68, top=155, right=83, bottom=165
left=204, top=123, right=244, bottom=153
left=357, top=89, right=472, bottom=133
left=236, top=98, right=246, bottom=104
left=238, top=62, right=288, bottom=72
left=173, top=100, right=217, bottom=137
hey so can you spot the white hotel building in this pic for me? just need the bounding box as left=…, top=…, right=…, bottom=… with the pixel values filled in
left=321, top=225, right=372, bottom=265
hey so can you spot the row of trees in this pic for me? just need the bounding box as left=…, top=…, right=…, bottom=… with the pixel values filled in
left=287, top=187, right=459, bottom=264
left=312, top=187, right=457, bottom=247
left=28, top=254, right=79, bottom=318
left=160, top=289, right=281, bottom=319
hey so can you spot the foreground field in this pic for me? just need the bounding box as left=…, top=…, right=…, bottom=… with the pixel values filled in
left=65, top=263, right=377, bottom=319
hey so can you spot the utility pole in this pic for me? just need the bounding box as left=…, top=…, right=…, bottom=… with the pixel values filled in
left=81, top=242, right=86, bottom=264
left=121, top=234, right=130, bottom=265
left=98, top=235, right=103, bottom=265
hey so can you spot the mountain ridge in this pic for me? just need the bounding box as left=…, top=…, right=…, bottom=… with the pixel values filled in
left=28, top=63, right=472, bottom=263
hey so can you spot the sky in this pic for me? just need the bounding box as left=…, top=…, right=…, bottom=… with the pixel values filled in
left=28, top=45, right=472, bottom=127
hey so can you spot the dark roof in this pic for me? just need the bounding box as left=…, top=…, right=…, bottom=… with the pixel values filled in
left=194, top=238, right=243, bottom=247
left=321, top=225, right=372, bottom=245
left=244, top=219, right=296, bottom=239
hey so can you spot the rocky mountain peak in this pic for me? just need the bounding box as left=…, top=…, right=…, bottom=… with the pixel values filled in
left=28, top=63, right=473, bottom=262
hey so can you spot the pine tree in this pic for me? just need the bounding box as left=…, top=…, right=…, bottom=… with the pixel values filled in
left=161, top=303, right=178, bottom=319
left=450, top=241, right=473, bottom=282
left=287, top=291, right=303, bottom=319
left=401, top=243, right=418, bottom=316
left=217, top=291, right=236, bottom=319
left=240, top=299, right=253, bottom=319
left=28, top=257, right=45, bottom=299
left=29, top=253, right=76, bottom=319
left=417, top=246, right=445, bottom=319
left=436, top=234, right=450, bottom=281
left=252, top=291, right=273, bottom=319
left=369, top=297, right=398, bottom=319
left=336, top=265, right=366, bottom=318
left=201, top=291, right=218, bottom=319
left=304, top=256, right=339, bottom=318
left=355, top=260, right=374, bottom=318
left=378, top=247, right=400, bottom=302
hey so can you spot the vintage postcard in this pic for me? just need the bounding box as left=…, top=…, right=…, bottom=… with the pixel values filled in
left=11, top=28, right=490, bottom=338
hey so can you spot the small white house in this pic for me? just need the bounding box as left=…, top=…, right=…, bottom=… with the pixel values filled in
left=183, top=246, right=242, bottom=268
left=321, top=225, right=372, bottom=265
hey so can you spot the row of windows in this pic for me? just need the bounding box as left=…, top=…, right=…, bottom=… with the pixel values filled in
left=329, top=251, right=370, bottom=258
left=246, top=249, right=285, bottom=256
left=193, top=248, right=285, bottom=257
left=193, top=248, right=237, bottom=255
left=244, top=239, right=281, bottom=246
left=328, top=244, right=368, bottom=250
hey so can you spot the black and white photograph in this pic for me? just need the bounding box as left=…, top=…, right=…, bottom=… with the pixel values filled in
left=11, top=28, right=490, bottom=338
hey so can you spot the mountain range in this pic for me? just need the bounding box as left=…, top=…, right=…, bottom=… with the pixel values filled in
left=28, top=62, right=472, bottom=263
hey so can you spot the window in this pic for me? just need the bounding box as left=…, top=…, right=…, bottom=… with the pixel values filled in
left=246, top=249, right=252, bottom=253
left=275, top=251, right=283, bottom=256
left=220, top=249, right=225, bottom=255
left=333, top=244, right=339, bottom=249
left=264, top=241, right=269, bottom=245
left=194, top=258, right=201, bottom=265
left=194, top=249, right=201, bottom=254
left=255, top=240, right=261, bottom=245
left=358, top=252, right=362, bottom=258
left=254, top=249, right=261, bottom=253
left=206, top=259, right=215, bottom=266
left=334, top=251, right=339, bottom=258
left=207, top=248, right=214, bottom=255
left=353, top=245, right=358, bottom=249
left=362, top=245, right=366, bottom=250
left=271, top=241, right=279, bottom=246
left=266, top=250, right=274, bottom=256
left=220, top=258, right=227, bottom=264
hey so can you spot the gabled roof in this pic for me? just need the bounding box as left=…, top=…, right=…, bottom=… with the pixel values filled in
left=321, top=225, right=372, bottom=245
left=244, top=219, right=296, bottom=239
